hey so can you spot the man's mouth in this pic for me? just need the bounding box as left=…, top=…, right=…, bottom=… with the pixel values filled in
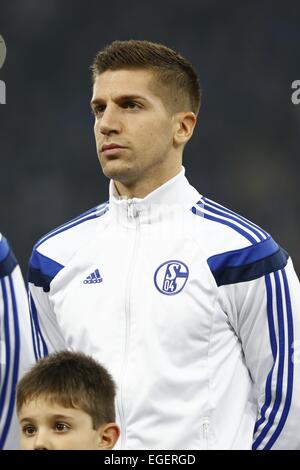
left=101, top=143, right=125, bottom=151
left=100, top=143, right=126, bottom=157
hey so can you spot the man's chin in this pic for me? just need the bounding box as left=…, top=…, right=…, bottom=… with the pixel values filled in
left=100, top=160, right=134, bottom=183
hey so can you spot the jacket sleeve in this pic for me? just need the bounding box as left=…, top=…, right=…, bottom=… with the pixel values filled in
left=28, top=247, right=68, bottom=356
left=216, top=239, right=300, bottom=449
left=0, top=235, right=36, bottom=449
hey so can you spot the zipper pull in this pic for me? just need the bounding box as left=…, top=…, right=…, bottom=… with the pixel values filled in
left=202, top=419, right=210, bottom=449
left=127, top=199, right=134, bottom=218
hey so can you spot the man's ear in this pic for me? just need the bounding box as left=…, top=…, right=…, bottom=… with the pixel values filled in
left=173, top=112, right=197, bottom=147
left=97, top=422, right=120, bottom=450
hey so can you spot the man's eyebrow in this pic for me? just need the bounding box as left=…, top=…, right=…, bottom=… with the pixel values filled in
left=90, top=94, right=148, bottom=106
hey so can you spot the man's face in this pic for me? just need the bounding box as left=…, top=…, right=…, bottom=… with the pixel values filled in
left=19, top=398, right=104, bottom=450
left=91, top=69, right=179, bottom=193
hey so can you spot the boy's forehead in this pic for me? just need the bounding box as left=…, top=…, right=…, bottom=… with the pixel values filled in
left=19, top=397, right=85, bottom=421
left=20, top=398, right=59, bottom=412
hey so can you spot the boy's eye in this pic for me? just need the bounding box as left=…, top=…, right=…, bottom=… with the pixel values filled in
left=55, top=422, right=70, bottom=432
left=23, top=425, right=36, bottom=436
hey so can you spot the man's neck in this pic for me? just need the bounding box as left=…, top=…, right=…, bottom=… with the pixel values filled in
left=113, top=168, right=182, bottom=199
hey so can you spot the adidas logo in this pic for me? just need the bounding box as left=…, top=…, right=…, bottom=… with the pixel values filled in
left=83, top=269, right=103, bottom=284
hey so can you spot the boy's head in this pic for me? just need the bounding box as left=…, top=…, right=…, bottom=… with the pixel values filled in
left=16, top=351, right=120, bottom=450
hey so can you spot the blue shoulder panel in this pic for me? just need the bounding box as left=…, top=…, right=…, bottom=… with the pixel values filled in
left=0, top=237, right=18, bottom=278
left=28, top=250, right=64, bottom=292
left=208, top=237, right=289, bottom=286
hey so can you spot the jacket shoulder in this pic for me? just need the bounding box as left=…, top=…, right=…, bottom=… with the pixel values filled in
left=0, top=234, right=18, bottom=277
left=190, top=196, right=288, bottom=286
left=190, top=195, right=270, bottom=252
left=29, top=202, right=109, bottom=290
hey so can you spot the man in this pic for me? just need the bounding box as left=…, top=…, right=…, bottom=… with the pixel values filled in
left=28, top=40, right=300, bottom=450
left=0, top=234, right=35, bottom=449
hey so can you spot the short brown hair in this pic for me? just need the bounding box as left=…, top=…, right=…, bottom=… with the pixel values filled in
left=91, top=40, right=201, bottom=115
left=16, top=351, right=116, bottom=428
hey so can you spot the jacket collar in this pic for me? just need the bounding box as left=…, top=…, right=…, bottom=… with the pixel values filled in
left=108, top=167, right=200, bottom=226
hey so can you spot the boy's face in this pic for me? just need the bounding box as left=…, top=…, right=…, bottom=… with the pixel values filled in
left=18, top=397, right=119, bottom=450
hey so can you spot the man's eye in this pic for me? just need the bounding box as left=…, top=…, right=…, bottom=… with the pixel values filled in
left=23, top=425, right=36, bottom=436
left=55, top=422, right=70, bottom=432
left=123, top=101, right=139, bottom=109
left=92, top=106, right=105, bottom=116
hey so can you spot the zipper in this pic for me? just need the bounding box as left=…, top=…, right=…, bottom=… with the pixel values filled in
left=202, top=419, right=210, bottom=450
left=118, top=200, right=141, bottom=449
left=127, top=199, right=134, bottom=219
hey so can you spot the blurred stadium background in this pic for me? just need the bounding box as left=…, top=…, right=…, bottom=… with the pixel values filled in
left=0, top=0, right=299, bottom=274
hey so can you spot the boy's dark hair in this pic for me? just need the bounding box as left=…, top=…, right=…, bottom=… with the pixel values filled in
left=16, top=351, right=116, bottom=428
left=91, top=39, right=201, bottom=115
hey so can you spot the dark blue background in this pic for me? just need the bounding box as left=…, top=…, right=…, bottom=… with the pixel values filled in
left=0, top=0, right=299, bottom=273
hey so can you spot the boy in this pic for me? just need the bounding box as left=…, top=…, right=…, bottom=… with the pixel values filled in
left=16, top=351, right=120, bottom=450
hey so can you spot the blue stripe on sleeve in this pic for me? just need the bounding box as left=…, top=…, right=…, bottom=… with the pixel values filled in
left=253, top=274, right=277, bottom=435
left=0, top=276, right=20, bottom=448
left=191, top=205, right=258, bottom=244
left=202, top=198, right=266, bottom=241
left=0, top=279, right=11, bottom=448
left=28, top=294, right=39, bottom=362
left=208, top=237, right=279, bottom=272
left=29, top=203, right=109, bottom=291
left=0, top=237, right=18, bottom=278
left=0, top=237, right=10, bottom=262
left=263, top=269, right=294, bottom=449
left=252, top=271, right=285, bottom=449
left=203, top=197, right=270, bottom=239
left=35, top=203, right=108, bottom=249
left=29, top=295, right=48, bottom=359
left=208, top=245, right=288, bottom=287
left=28, top=251, right=64, bottom=292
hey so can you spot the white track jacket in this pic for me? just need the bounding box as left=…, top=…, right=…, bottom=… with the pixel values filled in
left=28, top=169, right=300, bottom=450
left=0, top=234, right=35, bottom=449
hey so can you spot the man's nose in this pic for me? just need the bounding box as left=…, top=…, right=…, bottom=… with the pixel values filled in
left=98, top=105, right=121, bottom=135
